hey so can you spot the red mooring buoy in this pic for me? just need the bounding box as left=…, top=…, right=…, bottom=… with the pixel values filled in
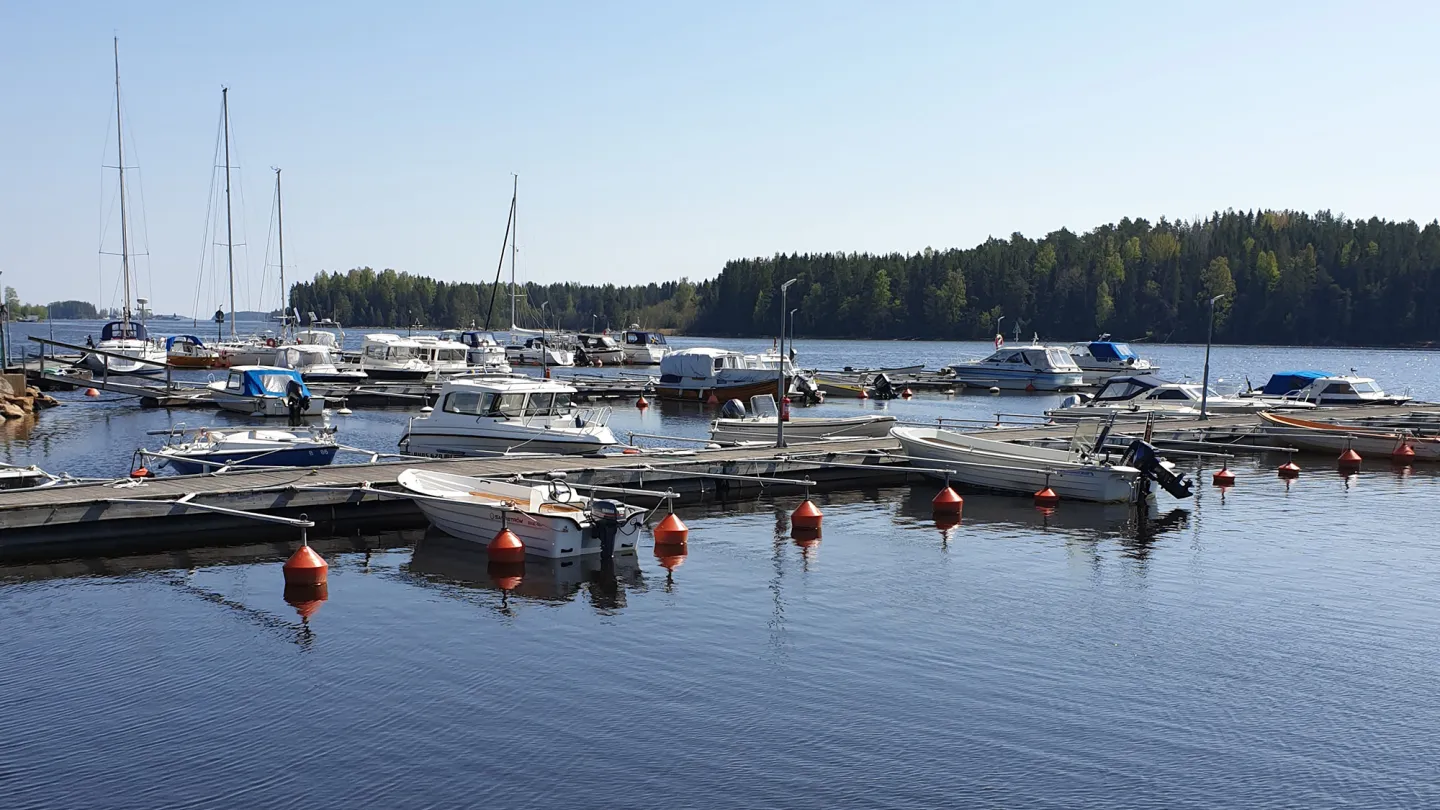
left=706, top=392, right=719, bottom=405
left=932, top=486, right=964, bottom=515
left=84, top=388, right=100, bottom=398
left=636, top=396, right=649, bottom=409
left=653, top=512, right=689, bottom=545
left=1338, top=448, right=1363, bottom=471
left=791, top=499, right=823, bottom=531
left=859, top=389, right=869, bottom=400
left=488, top=527, right=526, bottom=563
left=1278, top=460, right=1301, bottom=478
left=1393, top=443, right=1416, bottom=463
left=1213, top=466, right=1236, bottom=486
left=283, top=544, right=329, bottom=586
left=902, top=388, right=913, bottom=398
left=1033, top=487, right=1059, bottom=507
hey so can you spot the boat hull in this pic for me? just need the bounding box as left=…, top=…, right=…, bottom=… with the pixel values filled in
left=401, top=429, right=613, bottom=457
left=947, top=366, right=1085, bottom=391
left=1258, top=412, right=1440, bottom=459
left=167, top=354, right=227, bottom=370
left=412, top=498, right=640, bottom=558
left=658, top=378, right=788, bottom=403
left=892, top=427, right=1141, bottom=503
left=357, top=367, right=431, bottom=382
left=210, top=391, right=327, bottom=418
left=166, top=445, right=338, bottom=475
left=711, top=415, right=896, bottom=444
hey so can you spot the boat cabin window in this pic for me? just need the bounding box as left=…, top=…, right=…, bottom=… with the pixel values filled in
left=625, top=332, right=644, bottom=346
left=554, top=391, right=574, bottom=411
left=650, top=334, right=667, bottom=345
left=365, top=345, right=387, bottom=361
left=387, top=346, right=418, bottom=361
left=443, top=391, right=491, bottom=415
left=491, top=393, right=526, bottom=418
left=523, top=393, right=555, bottom=416
left=1154, top=389, right=1191, bottom=401
left=1043, top=348, right=1074, bottom=368
left=1005, top=352, right=1027, bottom=365
left=437, top=348, right=466, bottom=363
left=1322, top=382, right=1355, bottom=395
left=1095, top=380, right=1148, bottom=400
left=1351, top=380, right=1380, bottom=393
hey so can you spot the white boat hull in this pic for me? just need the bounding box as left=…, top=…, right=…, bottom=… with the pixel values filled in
left=401, top=428, right=615, bottom=457
left=209, top=390, right=326, bottom=417
left=892, top=427, right=1142, bottom=503
left=623, top=345, right=668, bottom=364
left=948, top=367, right=1086, bottom=391
left=710, top=415, right=896, bottom=444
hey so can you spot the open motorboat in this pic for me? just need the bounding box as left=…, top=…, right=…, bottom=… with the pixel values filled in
left=948, top=343, right=1085, bottom=391
left=439, top=330, right=511, bottom=373
left=620, top=327, right=671, bottom=364
left=658, top=347, right=791, bottom=402
left=891, top=425, right=1193, bottom=504
left=143, top=424, right=338, bottom=475
left=1239, top=371, right=1411, bottom=406
left=399, top=375, right=616, bottom=456
left=353, top=334, right=434, bottom=381
left=1257, top=412, right=1440, bottom=460
left=506, top=335, right=575, bottom=367
left=165, top=334, right=226, bottom=369
left=574, top=333, right=626, bottom=366
left=272, top=344, right=367, bottom=383
left=397, top=468, right=644, bottom=558
left=710, top=395, right=896, bottom=444
left=1048, top=374, right=1315, bottom=418
left=1066, top=337, right=1159, bottom=385
left=82, top=320, right=168, bottom=376
left=206, top=366, right=326, bottom=418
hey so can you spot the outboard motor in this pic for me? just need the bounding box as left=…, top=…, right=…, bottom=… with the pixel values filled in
left=719, top=398, right=748, bottom=419
left=588, top=498, right=625, bottom=557
left=1058, top=393, right=1090, bottom=410
left=1122, top=440, right=1194, bottom=499
left=871, top=373, right=896, bottom=400
left=284, top=379, right=310, bottom=426
left=794, top=375, right=823, bottom=405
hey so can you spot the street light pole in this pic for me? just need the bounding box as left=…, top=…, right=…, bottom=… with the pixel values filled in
left=788, top=308, right=798, bottom=362
left=1200, top=294, right=1224, bottom=419
left=777, top=279, right=798, bottom=447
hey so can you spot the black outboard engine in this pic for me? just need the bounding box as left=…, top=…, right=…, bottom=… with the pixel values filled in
left=719, top=398, right=747, bottom=419
left=1122, top=440, right=1194, bottom=499
left=871, top=373, right=897, bottom=400
left=588, top=499, right=625, bottom=557
left=284, top=379, right=310, bottom=426
left=794, top=375, right=823, bottom=405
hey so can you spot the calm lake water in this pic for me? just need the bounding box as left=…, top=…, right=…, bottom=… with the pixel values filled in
left=2, top=320, right=1440, bottom=808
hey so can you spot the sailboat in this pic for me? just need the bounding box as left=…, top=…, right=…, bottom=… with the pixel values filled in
left=498, top=176, right=574, bottom=368
left=83, top=38, right=168, bottom=378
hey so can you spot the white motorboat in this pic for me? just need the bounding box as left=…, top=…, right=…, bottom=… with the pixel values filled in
left=82, top=320, right=167, bottom=376
left=397, top=468, right=644, bottom=558
left=948, top=343, right=1086, bottom=391
left=214, top=336, right=279, bottom=368
left=399, top=376, right=616, bottom=456
left=506, top=335, right=575, bottom=367
left=439, top=330, right=511, bottom=373
left=891, top=425, right=1193, bottom=503
left=620, top=327, right=670, bottom=364
left=206, top=366, right=326, bottom=418
left=410, top=335, right=473, bottom=376
left=658, top=347, right=790, bottom=402
left=710, top=395, right=896, bottom=444
left=1066, top=337, right=1160, bottom=385
left=144, top=424, right=338, bottom=475
left=574, top=333, right=626, bottom=366
left=353, top=334, right=434, bottom=381
left=1258, top=412, right=1440, bottom=460
left=1049, top=374, right=1314, bottom=418
left=272, top=344, right=367, bottom=383
left=1239, top=371, right=1411, bottom=406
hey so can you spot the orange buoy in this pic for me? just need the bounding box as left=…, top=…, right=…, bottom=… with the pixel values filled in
left=1213, top=466, right=1236, bottom=486
left=283, top=582, right=329, bottom=620
left=621, top=447, right=641, bottom=455
left=1338, top=448, right=1363, bottom=471
left=706, top=392, right=719, bottom=405
left=1393, top=443, right=1416, bottom=463
left=859, top=389, right=869, bottom=400
left=129, top=467, right=152, bottom=479
left=1277, top=460, right=1301, bottom=478
left=488, top=527, right=526, bottom=562
left=932, top=486, right=964, bottom=515
left=84, top=387, right=100, bottom=397
left=283, top=544, right=329, bottom=586
left=487, top=560, right=525, bottom=591
left=1025, top=383, right=1037, bottom=393
left=653, top=512, right=689, bottom=545
left=902, top=388, right=913, bottom=398
left=1033, top=487, right=1059, bottom=507
left=791, top=499, right=823, bottom=530
left=636, top=396, right=649, bottom=409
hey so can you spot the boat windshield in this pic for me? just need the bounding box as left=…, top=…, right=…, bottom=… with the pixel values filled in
left=1044, top=348, right=1076, bottom=369
left=520, top=391, right=576, bottom=416
left=443, top=391, right=490, bottom=415
left=493, top=393, right=526, bottom=417
left=1351, top=380, right=1381, bottom=393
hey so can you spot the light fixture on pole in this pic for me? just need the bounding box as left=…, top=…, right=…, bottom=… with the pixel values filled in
left=788, top=308, right=798, bottom=362
left=1199, top=294, right=1224, bottom=419
left=777, top=278, right=798, bottom=448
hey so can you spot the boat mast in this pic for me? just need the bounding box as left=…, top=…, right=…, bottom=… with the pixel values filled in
left=113, top=37, right=132, bottom=328
left=222, top=87, right=236, bottom=339
left=274, top=167, right=285, bottom=338
left=509, top=173, right=518, bottom=330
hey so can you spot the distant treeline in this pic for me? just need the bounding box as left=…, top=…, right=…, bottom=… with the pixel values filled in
left=289, top=210, right=1440, bottom=345
left=47, top=300, right=97, bottom=319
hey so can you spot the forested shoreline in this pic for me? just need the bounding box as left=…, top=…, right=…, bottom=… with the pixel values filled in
left=289, top=210, right=1440, bottom=346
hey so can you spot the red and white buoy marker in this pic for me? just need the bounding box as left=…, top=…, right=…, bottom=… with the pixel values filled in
left=1213, top=464, right=1236, bottom=486
left=902, top=388, right=913, bottom=398
left=859, top=389, right=869, bottom=400
left=636, top=396, right=649, bottom=409
left=1033, top=486, right=1059, bottom=507
left=1277, top=460, right=1301, bottom=479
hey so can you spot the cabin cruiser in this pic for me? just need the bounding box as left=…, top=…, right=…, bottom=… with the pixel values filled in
left=295, top=328, right=343, bottom=351
left=1239, top=371, right=1411, bottom=406
left=620, top=327, right=670, bottom=364
left=82, top=320, right=167, bottom=376
left=144, top=424, right=338, bottom=475
left=399, top=376, right=616, bottom=456
left=439, top=330, right=511, bottom=373
left=272, top=344, right=367, bottom=383
left=398, top=469, right=644, bottom=558
left=710, top=395, right=895, bottom=444
left=206, top=366, right=326, bottom=418
left=948, top=344, right=1085, bottom=391
left=353, top=334, right=434, bottom=381
left=506, top=335, right=575, bottom=367
left=657, top=347, right=791, bottom=402
left=574, top=333, right=626, bottom=366
left=214, top=336, right=279, bottom=367
left=1047, top=374, right=1314, bottom=418
left=410, top=335, right=472, bottom=376
left=165, top=334, right=225, bottom=369
left=1066, top=338, right=1159, bottom=385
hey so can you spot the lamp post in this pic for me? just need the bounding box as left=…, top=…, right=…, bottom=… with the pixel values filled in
left=1199, top=294, right=1224, bottom=419
left=541, top=301, right=550, bottom=378
left=777, top=278, right=797, bottom=447
left=591, top=313, right=597, bottom=333
left=788, top=308, right=798, bottom=361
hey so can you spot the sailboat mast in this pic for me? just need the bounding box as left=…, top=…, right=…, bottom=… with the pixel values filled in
left=113, top=38, right=132, bottom=327
left=274, top=167, right=285, bottom=336
left=510, top=174, right=518, bottom=330
left=222, top=87, right=236, bottom=339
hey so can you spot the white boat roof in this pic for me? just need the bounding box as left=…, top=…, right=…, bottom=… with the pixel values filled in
left=440, top=375, right=578, bottom=394
left=670, top=347, right=743, bottom=359
left=410, top=335, right=469, bottom=348
left=363, top=333, right=424, bottom=347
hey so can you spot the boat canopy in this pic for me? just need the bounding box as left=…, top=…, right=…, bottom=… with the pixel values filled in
left=165, top=334, right=204, bottom=350
left=1260, top=370, right=1331, bottom=395
left=295, top=330, right=339, bottom=348
left=273, top=345, right=332, bottom=370
left=237, top=367, right=311, bottom=397
left=1087, top=341, right=1138, bottom=361
left=623, top=329, right=668, bottom=346
left=100, top=320, right=149, bottom=341
left=1093, top=374, right=1167, bottom=401
left=660, top=348, right=744, bottom=379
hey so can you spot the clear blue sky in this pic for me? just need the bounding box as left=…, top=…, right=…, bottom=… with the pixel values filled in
left=2, top=1, right=1437, bottom=315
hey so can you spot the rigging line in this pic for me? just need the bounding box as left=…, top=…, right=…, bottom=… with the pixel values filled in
left=259, top=167, right=278, bottom=318
left=483, top=195, right=516, bottom=331
left=193, top=105, right=225, bottom=324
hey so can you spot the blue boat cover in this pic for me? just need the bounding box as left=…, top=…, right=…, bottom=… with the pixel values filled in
left=1087, top=341, right=1137, bottom=361
left=240, top=368, right=311, bottom=398
left=1260, top=370, right=1331, bottom=395
left=164, top=334, right=205, bottom=350
left=100, top=320, right=149, bottom=341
